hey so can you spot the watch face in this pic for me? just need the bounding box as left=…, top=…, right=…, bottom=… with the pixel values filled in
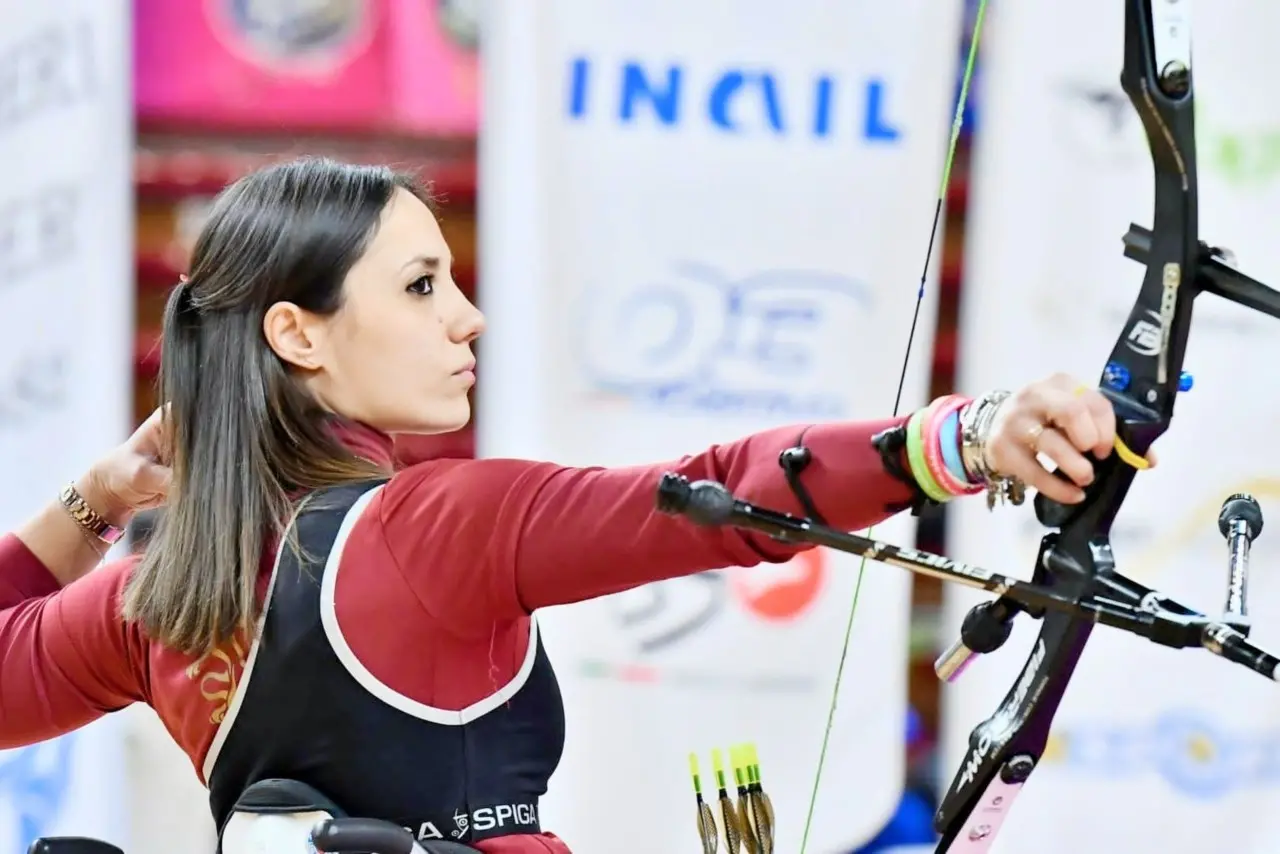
left=437, top=0, right=479, bottom=51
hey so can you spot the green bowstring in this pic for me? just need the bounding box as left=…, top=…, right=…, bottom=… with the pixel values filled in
left=797, top=2, right=989, bottom=850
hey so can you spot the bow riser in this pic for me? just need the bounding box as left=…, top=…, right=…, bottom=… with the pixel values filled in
left=933, top=2, right=1199, bottom=849
left=934, top=629, right=1072, bottom=848
left=933, top=534, right=1106, bottom=850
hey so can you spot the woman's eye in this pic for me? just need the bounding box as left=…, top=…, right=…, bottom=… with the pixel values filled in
left=407, top=274, right=435, bottom=296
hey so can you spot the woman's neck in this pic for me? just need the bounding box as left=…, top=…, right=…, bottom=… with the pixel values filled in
left=328, top=418, right=396, bottom=470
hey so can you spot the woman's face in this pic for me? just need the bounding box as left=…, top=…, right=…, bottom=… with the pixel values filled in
left=265, top=187, right=485, bottom=434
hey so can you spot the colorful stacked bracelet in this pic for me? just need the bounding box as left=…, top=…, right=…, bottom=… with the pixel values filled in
left=905, top=395, right=986, bottom=502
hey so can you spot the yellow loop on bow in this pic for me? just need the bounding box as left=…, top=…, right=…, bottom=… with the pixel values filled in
left=1113, top=438, right=1151, bottom=470
left=1074, top=385, right=1151, bottom=471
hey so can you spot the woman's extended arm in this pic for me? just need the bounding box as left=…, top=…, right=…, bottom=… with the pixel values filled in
left=6, top=408, right=170, bottom=595
left=381, top=418, right=912, bottom=625
left=380, top=377, right=1125, bottom=630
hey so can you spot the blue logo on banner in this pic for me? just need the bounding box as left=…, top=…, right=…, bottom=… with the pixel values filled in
left=565, top=57, right=902, bottom=142
left=575, top=263, right=872, bottom=419
left=0, top=737, right=75, bottom=849
left=1045, top=710, right=1280, bottom=800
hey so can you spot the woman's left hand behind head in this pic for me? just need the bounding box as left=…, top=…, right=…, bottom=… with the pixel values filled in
left=84, top=406, right=174, bottom=523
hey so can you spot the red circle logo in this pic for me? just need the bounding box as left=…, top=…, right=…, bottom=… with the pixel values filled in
left=730, top=549, right=826, bottom=622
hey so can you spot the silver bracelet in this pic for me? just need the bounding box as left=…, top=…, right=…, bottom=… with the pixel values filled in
left=958, top=390, right=1006, bottom=479
left=958, top=390, right=1026, bottom=509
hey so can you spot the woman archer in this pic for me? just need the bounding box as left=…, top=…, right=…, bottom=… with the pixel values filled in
left=0, top=157, right=1131, bottom=853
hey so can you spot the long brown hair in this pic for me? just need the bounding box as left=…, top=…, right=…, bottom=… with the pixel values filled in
left=123, top=158, right=428, bottom=656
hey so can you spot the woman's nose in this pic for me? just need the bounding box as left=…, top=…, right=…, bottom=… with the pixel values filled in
left=451, top=295, right=486, bottom=343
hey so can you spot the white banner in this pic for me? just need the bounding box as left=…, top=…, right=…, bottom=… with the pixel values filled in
left=0, top=2, right=133, bottom=852
left=480, top=3, right=963, bottom=851
left=946, top=2, right=1280, bottom=851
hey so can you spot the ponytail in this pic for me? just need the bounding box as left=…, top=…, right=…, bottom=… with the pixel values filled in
left=122, top=277, right=384, bottom=656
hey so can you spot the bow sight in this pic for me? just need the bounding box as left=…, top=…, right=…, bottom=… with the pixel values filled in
left=657, top=2, right=1280, bottom=851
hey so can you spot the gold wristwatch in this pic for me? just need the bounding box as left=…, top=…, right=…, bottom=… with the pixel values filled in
left=59, top=483, right=126, bottom=546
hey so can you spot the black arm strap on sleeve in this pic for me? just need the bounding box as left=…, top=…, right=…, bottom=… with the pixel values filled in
left=870, top=423, right=939, bottom=517
left=778, top=435, right=828, bottom=525
left=778, top=424, right=939, bottom=525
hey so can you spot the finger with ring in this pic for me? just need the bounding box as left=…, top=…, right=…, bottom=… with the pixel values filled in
left=1025, top=422, right=1045, bottom=451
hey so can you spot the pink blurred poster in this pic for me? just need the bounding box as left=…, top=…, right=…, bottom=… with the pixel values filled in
left=386, top=0, right=479, bottom=135
left=135, top=0, right=478, bottom=135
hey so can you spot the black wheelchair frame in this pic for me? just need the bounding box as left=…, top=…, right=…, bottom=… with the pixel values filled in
left=29, top=816, right=466, bottom=854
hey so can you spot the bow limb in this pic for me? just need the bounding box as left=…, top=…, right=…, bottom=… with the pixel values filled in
left=932, top=2, right=1198, bottom=849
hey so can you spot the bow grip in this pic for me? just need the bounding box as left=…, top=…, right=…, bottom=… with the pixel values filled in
left=1034, top=463, right=1095, bottom=529
left=1033, top=443, right=1144, bottom=531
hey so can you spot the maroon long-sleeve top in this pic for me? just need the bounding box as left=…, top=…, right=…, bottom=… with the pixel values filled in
left=0, top=418, right=912, bottom=853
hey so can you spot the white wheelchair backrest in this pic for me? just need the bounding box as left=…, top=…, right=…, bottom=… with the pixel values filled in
left=221, top=809, right=334, bottom=854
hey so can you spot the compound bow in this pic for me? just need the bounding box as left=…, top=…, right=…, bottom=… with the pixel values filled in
left=655, top=1, right=1280, bottom=851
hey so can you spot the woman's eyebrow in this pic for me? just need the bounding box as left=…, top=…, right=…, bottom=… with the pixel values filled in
left=399, top=254, right=441, bottom=273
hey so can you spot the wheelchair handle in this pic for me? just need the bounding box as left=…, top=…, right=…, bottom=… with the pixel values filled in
left=310, top=817, right=422, bottom=853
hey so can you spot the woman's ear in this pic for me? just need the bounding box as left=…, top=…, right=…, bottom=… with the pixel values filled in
left=263, top=301, right=329, bottom=371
